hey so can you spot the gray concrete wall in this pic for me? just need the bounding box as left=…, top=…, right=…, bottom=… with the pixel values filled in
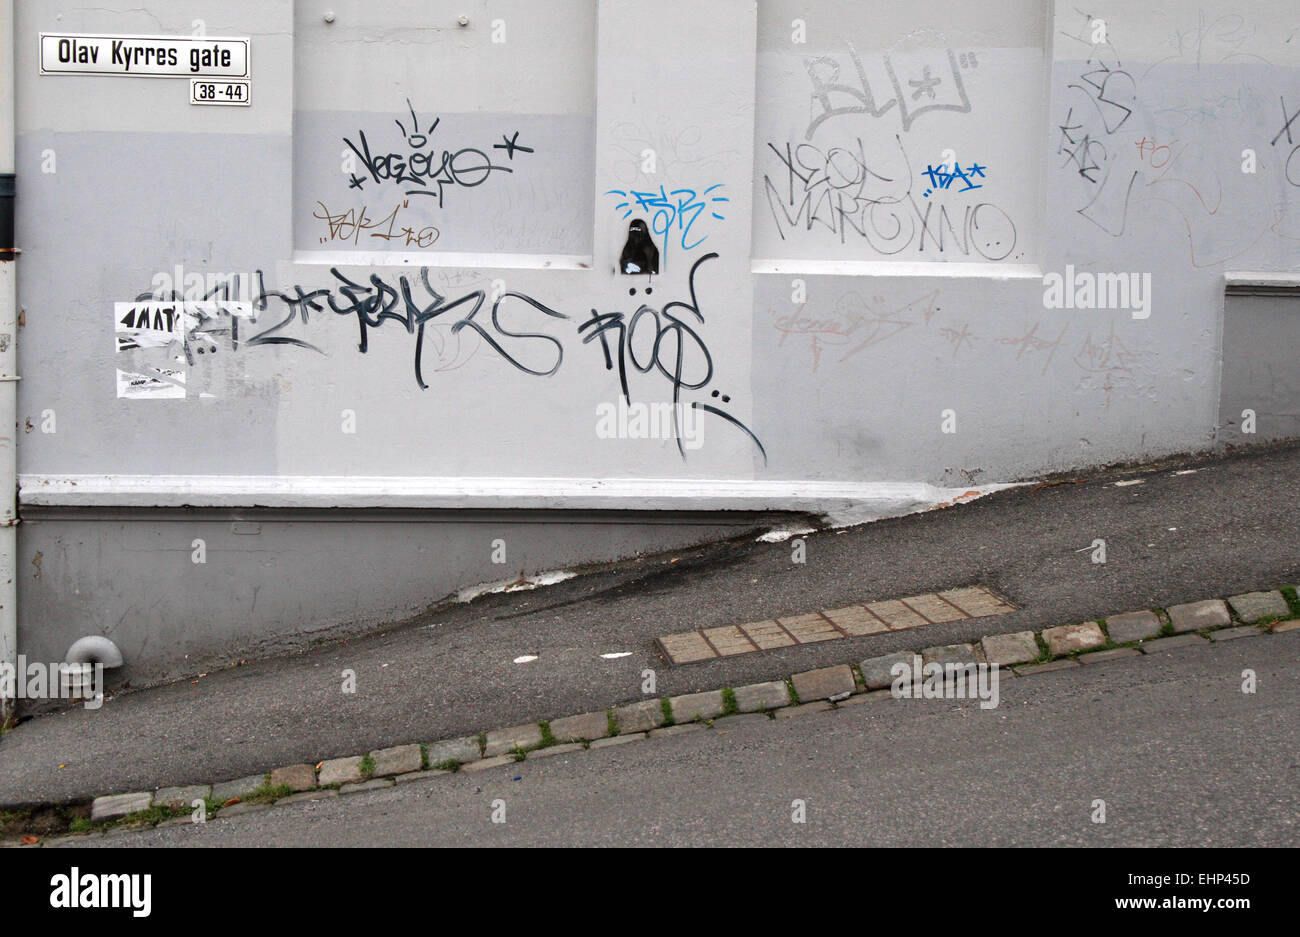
left=9, top=0, right=1300, bottom=679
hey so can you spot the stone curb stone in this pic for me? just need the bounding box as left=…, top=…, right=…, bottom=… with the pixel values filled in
left=1105, top=610, right=1162, bottom=643
left=1141, top=633, right=1207, bottom=653
left=1273, top=620, right=1300, bottom=633
left=90, top=792, right=152, bottom=822
left=1228, top=590, right=1290, bottom=623
left=1042, top=622, right=1105, bottom=656
left=732, top=680, right=790, bottom=712
left=460, top=754, right=518, bottom=773
left=153, top=784, right=212, bottom=809
left=280, top=790, right=339, bottom=804
left=317, top=756, right=365, bottom=787
left=426, top=737, right=481, bottom=766
left=339, top=778, right=395, bottom=795
left=1167, top=599, right=1231, bottom=633
left=547, top=711, right=610, bottom=743
left=773, top=701, right=834, bottom=718
left=1077, top=647, right=1142, bottom=664
left=711, top=713, right=770, bottom=730
left=920, top=643, right=978, bottom=666
left=791, top=664, right=854, bottom=701
left=158, top=815, right=199, bottom=828
left=527, top=743, right=584, bottom=759
left=270, top=764, right=317, bottom=792
left=1013, top=659, right=1080, bottom=676
left=836, top=690, right=893, bottom=707
left=590, top=733, right=646, bottom=749
left=669, top=690, right=727, bottom=724
left=368, top=744, right=423, bottom=777
left=859, top=652, right=915, bottom=690
left=484, top=723, right=544, bottom=757
left=394, top=769, right=452, bottom=784
left=980, top=631, right=1039, bottom=666
left=1209, top=626, right=1265, bottom=641
left=612, top=700, right=666, bottom=733
left=219, top=802, right=272, bottom=817
left=211, top=774, right=267, bottom=804
left=649, top=723, right=709, bottom=738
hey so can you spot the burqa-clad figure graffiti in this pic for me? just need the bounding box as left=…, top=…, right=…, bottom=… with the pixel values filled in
left=619, top=218, right=660, bottom=275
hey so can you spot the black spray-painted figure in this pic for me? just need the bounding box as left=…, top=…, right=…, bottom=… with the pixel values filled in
left=618, top=218, right=660, bottom=275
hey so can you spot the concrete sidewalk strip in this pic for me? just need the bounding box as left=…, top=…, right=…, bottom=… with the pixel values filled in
left=1077, top=647, right=1142, bottom=664
left=656, top=586, right=1015, bottom=665
left=1141, top=633, right=1209, bottom=653
left=19, top=583, right=1300, bottom=842
left=1104, top=610, right=1163, bottom=643
left=1227, top=590, right=1290, bottom=623
left=1166, top=599, right=1231, bottom=633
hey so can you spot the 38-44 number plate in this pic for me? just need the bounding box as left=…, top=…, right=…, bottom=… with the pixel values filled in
left=190, top=78, right=250, bottom=106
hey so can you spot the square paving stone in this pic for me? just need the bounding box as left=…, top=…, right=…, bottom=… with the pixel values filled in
left=426, top=736, right=481, bottom=766
left=211, top=774, right=267, bottom=803
left=658, top=631, right=717, bottom=664
left=740, top=620, right=797, bottom=650
left=939, top=586, right=1015, bottom=618
left=866, top=599, right=929, bottom=630
left=613, top=699, right=666, bottom=733
left=1104, top=610, right=1163, bottom=643
left=778, top=612, right=840, bottom=643
left=980, top=631, right=1039, bottom=666
left=1227, top=590, right=1290, bottom=623
left=1166, top=599, right=1231, bottom=633
left=270, top=764, right=317, bottom=792
left=90, top=792, right=152, bottom=822
left=822, top=605, right=889, bottom=635
left=669, top=690, right=726, bottom=723
left=547, top=711, right=610, bottom=742
left=859, top=651, right=917, bottom=690
left=791, top=664, right=854, bottom=701
left=903, top=593, right=969, bottom=623
left=1042, top=622, right=1105, bottom=656
left=317, top=757, right=364, bottom=787
left=701, top=624, right=758, bottom=656
left=732, top=680, right=791, bottom=712
left=484, top=723, right=544, bottom=757
left=153, top=784, right=212, bottom=809
left=368, top=744, right=423, bottom=777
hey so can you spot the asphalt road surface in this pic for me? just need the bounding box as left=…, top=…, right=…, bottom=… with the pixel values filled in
left=5, top=442, right=1299, bottom=806
left=58, top=630, right=1300, bottom=847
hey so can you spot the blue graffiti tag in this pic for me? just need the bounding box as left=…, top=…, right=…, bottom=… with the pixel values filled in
left=605, top=184, right=728, bottom=257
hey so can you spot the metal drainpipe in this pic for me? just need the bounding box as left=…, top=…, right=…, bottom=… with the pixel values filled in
left=0, top=0, right=18, bottom=726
